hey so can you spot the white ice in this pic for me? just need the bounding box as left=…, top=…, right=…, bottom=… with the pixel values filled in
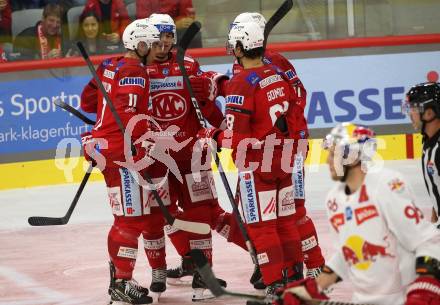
left=0, top=160, right=431, bottom=305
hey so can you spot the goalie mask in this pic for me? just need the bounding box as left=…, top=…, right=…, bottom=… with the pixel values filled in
left=227, top=21, right=264, bottom=55
left=323, top=123, right=377, bottom=181
left=122, top=19, right=161, bottom=51
left=148, top=13, right=177, bottom=44
left=231, top=12, right=266, bottom=31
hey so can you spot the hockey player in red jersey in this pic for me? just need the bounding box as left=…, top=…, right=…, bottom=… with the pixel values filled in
left=143, top=13, right=228, bottom=301
left=80, top=19, right=161, bottom=305
left=197, top=20, right=304, bottom=300
left=229, top=12, right=325, bottom=285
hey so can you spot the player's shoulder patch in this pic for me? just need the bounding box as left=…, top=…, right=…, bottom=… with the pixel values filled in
left=245, top=72, right=262, bottom=86
left=285, top=69, right=297, bottom=80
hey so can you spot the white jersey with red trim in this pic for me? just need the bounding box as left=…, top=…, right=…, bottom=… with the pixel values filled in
left=325, top=168, right=440, bottom=305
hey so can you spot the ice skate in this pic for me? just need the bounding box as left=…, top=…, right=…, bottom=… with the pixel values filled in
left=166, top=256, right=194, bottom=286
left=109, top=279, right=153, bottom=305
left=191, top=270, right=227, bottom=302
left=150, top=268, right=166, bottom=302
left=246, top=281, right=283, bottom=305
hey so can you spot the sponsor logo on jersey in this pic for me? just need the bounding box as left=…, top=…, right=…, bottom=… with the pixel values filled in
left=119, top=77, right=146, bottom=88
left=259, top=74, right=283, bottom=88
left=102, top=81, right=111, bottom=92
left=257, top=252, right=269, bottom=265
left=150, top=76, right=184, bottom=92
left=107, top=187, right=123, bottom=216
left=330, top=213, right=344, bottom=232
left=262, top=57, right=272, bottom=65
left=345, top=206, right=353, bottom=221
left=117, top=246, right=138, bottom=259
left=147, top=66, right=159, bottom=74
left=185, top=172, right=214, bottom=203
left=151, top=92, right=187, bottom=121
left=120, top=168, right=141, bottom=216
left=354, top=205, right=379, bottom=225
left=225, top=95, right=244, bottom=106
left=388, top=178, right=405, bottom=193
left=260, top=191, right=277, bottom=221
left=342, top=235, right=394, bottom=270
left=162, top=68, right=169, bottom=75
left=285, top=69, right=297, bottom=80
left=358, top=184, right=369, bottom=202
left=301, top=236, right=318, bottom=251
left=293, top=154, right=305, bottom=199
left=240, top=172, right=259, bottom=224
left=103, top=69, right=115, bottom=79
left=143, top=237, right=165, bottom=250
left=190, top=239, right=212, bottom=250
left=279, top=187, right=295, bottom=216
left=246, top=72, right=261, bottom=86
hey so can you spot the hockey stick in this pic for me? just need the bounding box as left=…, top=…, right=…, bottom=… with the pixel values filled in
left=176, top=22, right=258, bottom=265
left=54, top=99, right=96, bottom=125
left=76, top=42, right=210, bottom=235
left=190, top=249, right=374, bottom=305
left=263, top=0, right=294, bottom=50
left=28, top=165, right=93, bottom=226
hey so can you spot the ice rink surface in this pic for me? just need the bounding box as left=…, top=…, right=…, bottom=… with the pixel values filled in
left=0, top=160, right=432, bottom=305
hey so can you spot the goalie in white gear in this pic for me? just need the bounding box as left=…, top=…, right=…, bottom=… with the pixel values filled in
left=275, top=123, right=440, bottom=305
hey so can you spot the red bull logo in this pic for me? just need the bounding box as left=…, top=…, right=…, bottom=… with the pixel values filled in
left=342, top=235, right=394, bottom=270
left=388, top=178, right=405, bottom=193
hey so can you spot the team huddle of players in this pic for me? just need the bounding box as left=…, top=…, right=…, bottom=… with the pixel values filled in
left=80, top=10, right=440, bottom=305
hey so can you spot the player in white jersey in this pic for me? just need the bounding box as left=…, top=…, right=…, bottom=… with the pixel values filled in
left=274, top=123, right=440, bottom=305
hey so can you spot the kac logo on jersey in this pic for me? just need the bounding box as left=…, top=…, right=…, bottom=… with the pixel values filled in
left=151, top=92, right=187, bottom=121
left=119, top=77, right=146, bottom=88
left=246, top=72, right=261, bottom=86
left=225, top=95, right=244, bottom=106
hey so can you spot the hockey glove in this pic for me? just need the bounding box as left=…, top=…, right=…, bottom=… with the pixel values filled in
left=274, top=278, right=328, bottom=305
left=190, top=75, right=218, bottom=104
left=81, top=131, right=97, bottom=167
left=196, top=127, right=222, bottom=152
left=405, top=276, right=440, bottom=305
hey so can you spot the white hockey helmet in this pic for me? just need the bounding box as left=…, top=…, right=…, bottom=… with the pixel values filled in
left=148, top=13, right=177, bottom=44
left=322, top=123, right=377, bottom=161
left=122, top=19, right=161, bottom=51
left=227, top=21, right=264, bottom=54
left=232, top=12, right=266, bottom=31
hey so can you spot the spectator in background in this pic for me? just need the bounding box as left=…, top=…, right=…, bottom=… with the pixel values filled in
left=11, top=0, right=43, bottom=11
left=13, top=3, right=65, bottom=60
left=0, top=0, right=11, bottom=43
left=66, top=10, right=122, bottom=56
left=136, top=0, right=201, bottom=47
left=82, top=0, right=130, bottom=47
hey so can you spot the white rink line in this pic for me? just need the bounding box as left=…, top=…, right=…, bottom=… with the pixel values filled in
left=0, top=265, right=81, bottom=305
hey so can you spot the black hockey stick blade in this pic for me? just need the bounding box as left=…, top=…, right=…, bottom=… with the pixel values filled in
left=28, top=168, right=92, bottom=226
left=54, top=99, right=96, bottom=125
left=264, top=0, right=294, bottom=48
left=189, top=249, right=270, bottom=303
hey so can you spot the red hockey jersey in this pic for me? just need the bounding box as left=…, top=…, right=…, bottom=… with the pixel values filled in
left=218, top=64, right=293, bottom=166
left=146, top=52, right=224, bottom=161
left=81, top=56, right=150, bottom=163
left=233, top=50, right=308, bottom=139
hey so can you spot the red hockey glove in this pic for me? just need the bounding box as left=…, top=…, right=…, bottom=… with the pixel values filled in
left=196, top=127, right=222, bottom=152
left=81, top=131, right=97, bottom=166
left=405, top=276, right=440, bottom=305
left=190, top=75, right=218, bottom=104
left=274, top=278, right=328, bottom=305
